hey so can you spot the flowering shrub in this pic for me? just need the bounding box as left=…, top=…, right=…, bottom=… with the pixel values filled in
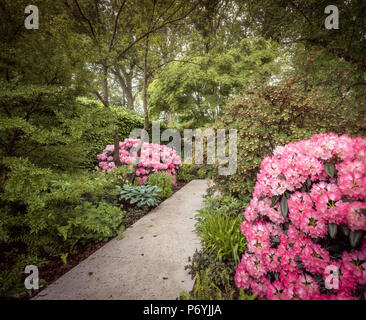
left=212, top=78, right=365, bottom=202
left=235, top=133, right=366, bottom=300
left=97, top=138, right=182, bottom=185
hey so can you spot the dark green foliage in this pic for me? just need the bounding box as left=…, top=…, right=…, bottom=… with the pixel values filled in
left=106, top=164, right=134, bottom=187
left=0, top=168, right=124, bottom=298
left=212, top=77, right=365, bottom=202
left=148, top=172, right=173, bottom=199
left=245, top=0, right=366, bottom=74
left=195, top=195, right=247, bottom=264
left=116, top=185, right=161, bottom=208
left=185, top=248, right=237, bottom=289
left=80, top=100, right=146, bottom=170
left=177, top=164, right=196, bottom=182
left=180, top=268, right=257, bottom=300
left=177, top=164, right=208, bottom=182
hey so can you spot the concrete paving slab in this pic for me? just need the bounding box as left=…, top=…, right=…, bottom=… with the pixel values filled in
left=33, top=179, right=209, bottom=300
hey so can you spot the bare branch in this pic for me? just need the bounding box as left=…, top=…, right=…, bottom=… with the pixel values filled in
left=288, top=0, right=313, bottom=26
left=114, top=1, right=200, bottom=63
left=109, top=0, right=128, bottom=51
left=94, top=90, right=107, bottom=107
left=73, top=0, right=99, bottom=44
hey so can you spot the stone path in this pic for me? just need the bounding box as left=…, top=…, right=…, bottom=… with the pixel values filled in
left=33, top=179, right=209, bottom=300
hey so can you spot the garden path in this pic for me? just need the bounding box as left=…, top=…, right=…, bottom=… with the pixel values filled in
left=33, top=179, right=209, bottom=300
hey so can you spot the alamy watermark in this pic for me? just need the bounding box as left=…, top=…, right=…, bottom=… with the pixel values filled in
left=24, top=5, right=39, bottom=30
left=324, top=265, right=340, bottom=290
left=23, top=4, right=340, bottom=31
left=324, top=5, right=339, bottom=30
left=24, top=265, right=39, bottom=290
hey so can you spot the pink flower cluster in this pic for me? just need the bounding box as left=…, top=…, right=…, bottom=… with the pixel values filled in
left=235, top=133, right=366, bottom=300
left=97, top=138, right=182, bottom=185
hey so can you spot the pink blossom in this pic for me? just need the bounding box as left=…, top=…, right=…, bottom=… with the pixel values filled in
left=235, top=133, right=366, bottom=300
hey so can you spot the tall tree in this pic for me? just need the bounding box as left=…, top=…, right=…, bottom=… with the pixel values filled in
left=148, top=38, right=280, bottom=127
left=63, top=0, right=199, bottom=162
left=242, top=0, right=366, bottom=73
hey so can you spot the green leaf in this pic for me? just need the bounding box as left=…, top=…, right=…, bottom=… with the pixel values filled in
left=349, top=230, right=363, bottom=248
left=306, top=177, right=312, bottom=190
left=270, top=195, right=280, bottom=208
left=57, top=225, right=70, bottom=240
left=280, top=195, right=288, bottom=218
left=60, top=253, right=68, bottom=265
left=328, top=223, right=338, bottom=239
left=324, top=161, right=336, bottom=178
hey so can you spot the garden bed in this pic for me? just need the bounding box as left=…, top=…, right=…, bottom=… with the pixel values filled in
left=25, top=180, right=188, bottom=300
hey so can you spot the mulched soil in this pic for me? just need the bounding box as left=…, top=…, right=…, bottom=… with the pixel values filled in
left=32, top=180, right=188, bottom=298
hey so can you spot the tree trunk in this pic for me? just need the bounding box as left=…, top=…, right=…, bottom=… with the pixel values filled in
left=113, top=67, right=135, bottom=110
left=102, top=62, right=121, bottom=166
left=143, top=37, right=150, bottom=131
left=167, top=111, right=174, bottom=125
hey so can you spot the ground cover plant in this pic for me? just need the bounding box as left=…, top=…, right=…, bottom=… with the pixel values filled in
left=116, top=184, right=161, bottom=208
left=182, top=195, right=248, bottom=299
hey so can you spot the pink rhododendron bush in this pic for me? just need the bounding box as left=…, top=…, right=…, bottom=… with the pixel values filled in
left=97, top=138, right=182, bottom=185
left=235, top=133, right=366, bottom=300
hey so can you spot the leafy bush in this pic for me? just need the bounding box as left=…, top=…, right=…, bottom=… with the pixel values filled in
left=196, top=195, right=246, bottom=221
left=186, top=248, right=237, bottom=288
left=236, top=133, right=366, bottom=300
left=177, top=163, right=208, bottom=182
left=212, top=78, right=365, bottom=202
left=0, top=166, right=124, bottom=298
left=56, top=202, right=124, bottom=246
left=197, top=213, right=246, bottom=264
left=106, top=164, right=134, bottom=186
left=180, top=268, right=257, bottom=300
left=80, top=100, right=173, bottom=170
left=116, top=184, right=161, bottom=208
left=148, top=172, right=173, bottom=199
left=195, top=195, right=247, bottom=264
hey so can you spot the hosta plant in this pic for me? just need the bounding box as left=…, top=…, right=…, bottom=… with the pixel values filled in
left=116, top=184, right=161, bottom=208
left=235, top=133, right=366, bottom=300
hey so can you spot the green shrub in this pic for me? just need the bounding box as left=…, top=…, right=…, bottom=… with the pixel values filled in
left=180, top=269, right=257, bottom=300
left=79, top=99, right=174, bottom=170
left=177, top=164, right=195, bottom=182
left=195, top=195, right=246, bottom=221
left=56, top=202, right=124, bottom=246
left=197, top=168, right=208, bottom=179
left=211, top=78, right=365, bottom=202
left=0, top=166, right=124, bottom=298
left=194, top=195, right=247, bottom=264
left=197, top=213, right=246, bottom=264
left=116, top=184, right=161, bottom=208
left=185, top=247, right=237, bottom=288
left=148, top=172, right=173, bottom=199
left=106, top=164, right=134, bottom=186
